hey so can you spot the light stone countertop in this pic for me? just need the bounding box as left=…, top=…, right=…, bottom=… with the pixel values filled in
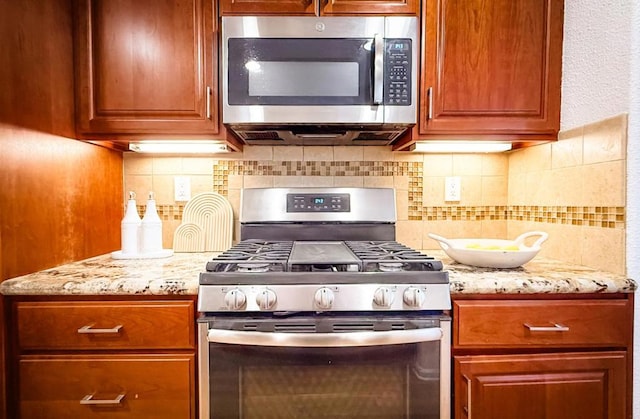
left=0, top=253, right=216, bottom=296
left=0, top=251, right=636, bottom=296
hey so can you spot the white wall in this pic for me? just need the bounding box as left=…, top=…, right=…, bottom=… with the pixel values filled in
left=629, top=4, right=640, bottom=418
left=560, top=0, right=640, bottom=418
left=561, top=1, right=639, bottom=417
left=561, top=0, right=632, bottom=131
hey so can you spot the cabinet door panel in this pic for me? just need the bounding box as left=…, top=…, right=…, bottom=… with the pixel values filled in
left=75, top=0, right=218, bottom=134
left=323, top=0, right=418, bottom=15
left=419, top=0, right=563, bottom=138
left=219, top=0, right=315, bottom=15
left=19, top=355, right=195, bottom=419
left=219, top=0, right=417, bottom=15
left=17, top=301, right=195, bottom=350
left=455, top=352, right=626, bottom=419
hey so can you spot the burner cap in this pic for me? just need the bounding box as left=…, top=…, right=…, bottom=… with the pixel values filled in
left=237, top=263, right=270, bottom=273
left=312, top=264, right=335, bottom=272
left=378, top=262, right=404, bottom=272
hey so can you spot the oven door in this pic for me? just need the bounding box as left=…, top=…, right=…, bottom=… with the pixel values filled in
left=198, top=315, right=450, bottom=419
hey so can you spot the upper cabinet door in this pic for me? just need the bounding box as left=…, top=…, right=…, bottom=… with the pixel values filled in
left=419, top=0, right=564, bottom=141
left=74, top=0, right=220, bottom=137
left=219, top=0, right=316, bottom=15
left=322, top=0, right=418, bottom=15
left=219, top=0, right=418, bottom=15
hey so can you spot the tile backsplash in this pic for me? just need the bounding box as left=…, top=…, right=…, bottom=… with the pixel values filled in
left=507, top=114, right=627, bottom=274
left=123, top=113, right=627, bottom=275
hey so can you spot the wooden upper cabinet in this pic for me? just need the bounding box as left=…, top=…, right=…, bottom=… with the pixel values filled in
left=219, top=0, right=418, bottom=16
left=418, top=0, right=564, bottom=141
left=219, top=0, right=315, bottom=15
left=74, top=0, right=220, bottom=137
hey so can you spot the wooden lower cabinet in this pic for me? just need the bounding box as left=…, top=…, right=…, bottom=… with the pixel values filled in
left=19, top=355, right=195, bottom=419
left=7, top=297, right=198, bottom=419
left=452, top=296, right=633, bottom=419
left=455, top=351, right=627, bottom=419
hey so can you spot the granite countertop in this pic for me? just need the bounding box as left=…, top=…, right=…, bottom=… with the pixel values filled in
left=0, top=253, right=216, bottom=296
left=0, top=251, right=636, bottom=296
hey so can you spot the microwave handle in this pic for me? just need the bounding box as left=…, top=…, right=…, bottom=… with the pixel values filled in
left=207, top=327, right=443, bottom=348
left=373, top=33, right=384, bottom=105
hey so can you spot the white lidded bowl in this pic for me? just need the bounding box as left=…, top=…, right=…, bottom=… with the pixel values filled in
left=428, top=231, right=549, bottom=269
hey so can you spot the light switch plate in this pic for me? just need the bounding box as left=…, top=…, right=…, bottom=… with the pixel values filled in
left=445, top=176, right=461, bottom=201
left=174, top=176, right=191, bottom=201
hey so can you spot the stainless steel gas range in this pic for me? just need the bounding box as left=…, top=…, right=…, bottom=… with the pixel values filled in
left=197, top=187, right=451, bottom=419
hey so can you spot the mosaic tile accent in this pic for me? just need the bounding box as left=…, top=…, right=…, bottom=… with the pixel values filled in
left=217, top=160, right=412, bottom=177
left=421, top=205, right=624, bottom=228
left=147, top=160, right=626, bottom=230
left=422, top=206, right=508, bottom=221
left=508, top=205, right=625, bottom=228
left=213, top=160, right=424, bottom=212
left=138, top=204, right=185, bottom=222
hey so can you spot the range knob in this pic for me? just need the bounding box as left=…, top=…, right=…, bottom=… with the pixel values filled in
left=223, top=288, right=246, bottom=310
left=314, top=287, right=335, bottom=310
left=403, top=287, right=426, bottom=308
left=373, top=286, right=394, bottom=308
left=256, top=288, right=277, bottom=310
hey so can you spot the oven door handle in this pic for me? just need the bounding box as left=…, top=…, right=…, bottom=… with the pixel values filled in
left=207, top=327, right=443, bottom=347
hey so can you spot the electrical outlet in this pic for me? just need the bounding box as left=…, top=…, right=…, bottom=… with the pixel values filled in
left=174, top=176, right=191, bottom=201
left=445, top=176, right=461, bottom=201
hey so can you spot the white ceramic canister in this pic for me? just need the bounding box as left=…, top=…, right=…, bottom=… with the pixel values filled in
left=140, top=191, right=163, bottom=254
left=121, top=191, right=141, bottom=255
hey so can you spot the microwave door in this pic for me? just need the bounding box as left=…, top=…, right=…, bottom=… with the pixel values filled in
left=226, top=37, right=375, bottom=105
left=223, top=36, right=382, bottom=124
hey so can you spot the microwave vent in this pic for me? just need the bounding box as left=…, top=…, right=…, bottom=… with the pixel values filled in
left=239, top=131, right=283, bottom=141
left=228, top=125, right=411, bottom=146
left=352, top=131, right=403, bottom=143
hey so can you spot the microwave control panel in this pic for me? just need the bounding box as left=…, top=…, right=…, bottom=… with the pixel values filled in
left=286, top=193, right=351, bottom=212
left=384, top=39, right=412, bottom=106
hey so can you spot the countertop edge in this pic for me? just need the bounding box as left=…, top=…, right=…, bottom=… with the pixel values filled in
left=0, top=252, right=636, bottom=297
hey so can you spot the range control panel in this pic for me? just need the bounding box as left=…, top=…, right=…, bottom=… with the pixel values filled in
left=286, top=193, right=351, bottom=212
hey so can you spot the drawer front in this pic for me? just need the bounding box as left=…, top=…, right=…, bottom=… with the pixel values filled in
left=19, top=355, right=195, bottom=419
left=17, top=301, right=195, bottom=350
left=454, top=299, right=632, bottom=349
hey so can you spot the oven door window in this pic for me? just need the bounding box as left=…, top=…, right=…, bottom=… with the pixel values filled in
left=227, top=38, right=374, bottom=105
left=209, top=341, right=441, bottom=419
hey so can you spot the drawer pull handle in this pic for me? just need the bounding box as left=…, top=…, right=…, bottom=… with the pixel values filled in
left=427, top=86, right=433, bottom=120
left=80, top=393, right=126, bottom=405
left=206, top=86, right=212, bottom=120
left=77, top=324, right=123, bottom=334
left=524, top=323, right=569, bottom=332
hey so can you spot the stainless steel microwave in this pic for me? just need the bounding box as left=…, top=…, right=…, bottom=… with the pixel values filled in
left=221, top=16, right=418, bottom=146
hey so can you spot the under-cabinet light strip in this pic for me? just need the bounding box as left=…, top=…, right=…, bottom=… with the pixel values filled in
left=413, top=141, right=512, bottom=153
left=129, top=141, right=229, bottom=154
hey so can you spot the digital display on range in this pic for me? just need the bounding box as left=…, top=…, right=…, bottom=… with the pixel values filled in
left=286, top=193, right=350, bottom=212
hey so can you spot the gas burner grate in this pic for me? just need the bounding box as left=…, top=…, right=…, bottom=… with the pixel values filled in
left=205, top=240, right=443, bottom=273
left=345, top=241, right=443, bottom=272
left=344, top=241, right=435, bottom=260
left=223, top=240, right=293, bottom=256
left=206, top=240, right=293, bottom=272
